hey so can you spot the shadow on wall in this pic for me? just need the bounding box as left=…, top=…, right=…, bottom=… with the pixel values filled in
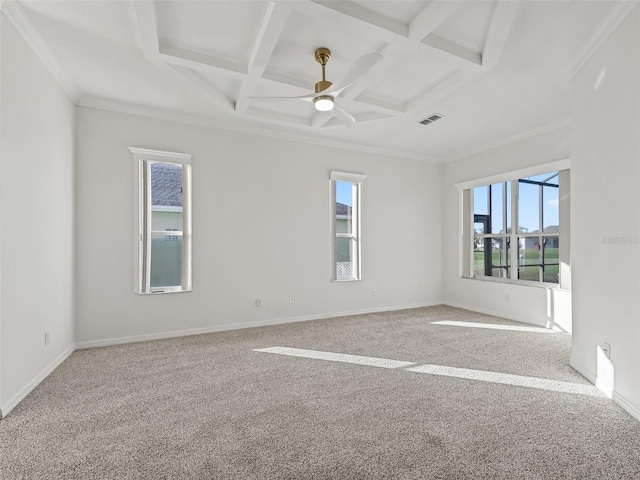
left=596, top=345, right=615, bottom=398
left=545, top=287, right=572, bottom=334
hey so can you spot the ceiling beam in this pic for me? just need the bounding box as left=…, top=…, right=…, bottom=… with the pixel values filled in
left=481, top=1, right=520, bottom=69
left=169, top=66, right=234, bottom=110
left=131, top=0, right=162, bottom=66
left=158, top=45, right=247, bottom=79
left=408, top=1, right=462, bottom=41
left=422, top=35, right=481, bottom=66
left=353, top=94, right=410, bottom=116
left=235, top=2, right=290, bottom=114
left=310, top=0, right=407, bottom=36
left=261, top=69, right=313, bottom=92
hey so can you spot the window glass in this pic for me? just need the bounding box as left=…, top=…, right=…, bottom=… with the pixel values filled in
left=543, top=236, right=560, bottom=283
left=473, top=186, right=488, bottom=215
left=149, top=162, right=184, bottom=289
left=491, top=237, right=510, bottom=278
left=474, top=249, right=486, bottom=277
left=150, top=235, right=183, bottom=288
left=335, top=181, right=353, bottom=234
left=131, top=148, right=191, bottom=294
left=336, top=237, right=354, bottom=280
left=543, top=182, right=559, bottom=232
left=467, top=170, right=563, bottom=285
left=505, top=181, right=512, bottom=233
left=331, top=172, right=364, bottom=281
left=490, top=183, right=503, bottom=234
left=518, top=181, right=540, bottom=234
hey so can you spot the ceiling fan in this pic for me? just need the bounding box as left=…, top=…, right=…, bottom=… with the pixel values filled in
left=252, top=48, right=382, bottom=127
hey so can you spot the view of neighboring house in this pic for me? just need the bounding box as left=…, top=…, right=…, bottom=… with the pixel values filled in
left=150, top=162, right=184, bottom=288
left=520, top=225, right=559, bottom=250
left=335, top=202, right=353, bottom=278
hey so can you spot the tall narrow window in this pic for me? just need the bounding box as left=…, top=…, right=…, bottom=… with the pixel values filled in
left=330, top=171, right=365, bottom=281
left=131, top=148, right=192, bottom=294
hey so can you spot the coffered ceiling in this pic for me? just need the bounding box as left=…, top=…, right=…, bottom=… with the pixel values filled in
left=5, top=1, right=629, bottom=161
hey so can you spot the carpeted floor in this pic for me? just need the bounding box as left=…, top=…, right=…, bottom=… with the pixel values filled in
left=1, top=305, right=639, bottom=479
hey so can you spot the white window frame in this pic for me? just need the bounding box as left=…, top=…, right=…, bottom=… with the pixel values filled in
left=330, top=171, right=366, bottom=282
left=130, top=147, right=192, bottom=294
left=457, top=159, right=570, bottom=289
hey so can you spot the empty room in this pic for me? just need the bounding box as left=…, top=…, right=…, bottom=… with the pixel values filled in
left=1, top=0, right=639, bottom=478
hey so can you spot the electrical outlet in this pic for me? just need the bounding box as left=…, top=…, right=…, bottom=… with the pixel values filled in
left=372, top=289, right=377, bottom=296
left=602, top=342, right=611, bottom=359
left=289, top=296, right=294, bottom=304
left=255, top=298, right=261, bottom=307
left=44, top=332, right=50, bottom=345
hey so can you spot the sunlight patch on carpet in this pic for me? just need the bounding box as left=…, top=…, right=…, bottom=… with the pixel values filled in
left=254, top=346, right=416, bottom=369
left=255, top=346, right=604, bottom=397
left=431, top=320, right=556, bottom=333
left=406, top=364, right=603, bottom=397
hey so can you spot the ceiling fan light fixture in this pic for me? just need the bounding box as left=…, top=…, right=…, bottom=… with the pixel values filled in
left=314, top=95, right=334, bottom=112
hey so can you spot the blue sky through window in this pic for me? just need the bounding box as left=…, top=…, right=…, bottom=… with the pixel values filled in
left=473, top=173, right=559, bottom=233
left=336, top=181, right=353, bottom=206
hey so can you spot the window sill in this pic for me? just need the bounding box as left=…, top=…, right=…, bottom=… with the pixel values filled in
left=332, top=278, right=361, bottom=283
left=137, top=288, right=192, bottom=295
left=463, top=275, right=565, bottom=290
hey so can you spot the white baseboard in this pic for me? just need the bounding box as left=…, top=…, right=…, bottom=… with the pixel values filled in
left=569, top=357, right=597, bottom=384
left=75, top=301, right=444, bottom=349
left=613, top=391, right=640, bottom=423
left=1, top=346, right=75, bottom=419
left=570, top=358, right=640, bottom=423
left=442, top=301, right=550, bottom=329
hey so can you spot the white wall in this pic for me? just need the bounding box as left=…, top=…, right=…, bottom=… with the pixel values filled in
left=570, top=6, right=640, bottom=419
left=0, top=15, right=75, bottom=415
left=75, top=107, right=442, bottom=346
left=442, top=127, right=572, bottom=331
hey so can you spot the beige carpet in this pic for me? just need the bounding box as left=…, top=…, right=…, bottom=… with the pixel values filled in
left=2, top=305, right=639, bottom=479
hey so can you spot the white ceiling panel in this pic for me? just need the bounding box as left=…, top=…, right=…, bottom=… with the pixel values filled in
left=363, top=52, right=456, bottom=105
left=156, top=1, right=270, bottom=66
left=350, top=0, right=431, bottom=24
left=427, top=1, right=496, bottom=56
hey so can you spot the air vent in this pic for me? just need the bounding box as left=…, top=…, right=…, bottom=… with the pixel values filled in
left=419, top=114, right=444, bottom=126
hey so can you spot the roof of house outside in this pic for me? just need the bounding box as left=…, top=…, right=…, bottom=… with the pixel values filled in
left=151, top=163, right=182, bottom=207
left=336, top=202, right=352, bottom=216
left=530, top=225, right=559, bottom=234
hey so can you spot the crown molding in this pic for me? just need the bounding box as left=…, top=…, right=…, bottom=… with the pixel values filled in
left=1, top=0, right=80, bottom=101
left=569, top=1, right=638, bottom=79
left=450, top=119, right=570, bottom=162
left=76, top=96, right=443, bottom=164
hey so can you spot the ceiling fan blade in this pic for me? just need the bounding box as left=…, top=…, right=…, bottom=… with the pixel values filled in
left=332, top=102, right=356, bottom=128
left=249, top=94, right=314, bottom=103
left=325, top=53, right=382, bottom=96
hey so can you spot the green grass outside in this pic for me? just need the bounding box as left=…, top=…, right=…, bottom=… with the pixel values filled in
left=474, top=248, right=559, bottom=283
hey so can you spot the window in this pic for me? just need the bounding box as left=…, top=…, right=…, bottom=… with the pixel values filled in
left=330, top=171, right=365, bottom=281
left=460, top=165, right=569, bottom=287
left=130, top=148, right=192, bottom=294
